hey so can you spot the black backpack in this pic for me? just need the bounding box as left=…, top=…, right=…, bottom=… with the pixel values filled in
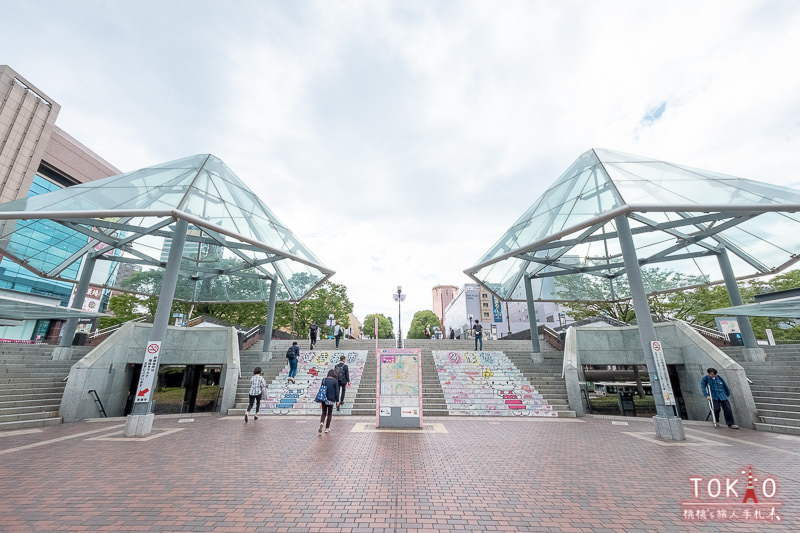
left=333, top=363, right=346, bottom=385
left=286, top=347, right=296, bottom=360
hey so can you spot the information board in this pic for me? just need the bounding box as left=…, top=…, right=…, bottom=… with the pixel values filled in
left=377, top=348, right=422, bottom=428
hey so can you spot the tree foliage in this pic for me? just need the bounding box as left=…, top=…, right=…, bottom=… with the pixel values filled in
left=557, top=266, right=800, bottom=342
left=408, top=310, right=441, bottom=339
left=273, top=281, right=354, bottom=336
left=98, top=293, right=148, bottom=329
left=361, top=313, right=394, bottom=339
left=117, top=268, right=354, bottom=333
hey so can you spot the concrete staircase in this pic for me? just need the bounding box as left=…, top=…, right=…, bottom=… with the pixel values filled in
left=230, top=340, right=371, bottom=416
left=725, top=345, right=800, bottom=435
left=349, top=338, right=574, bottom=418
left=0, top=344, right=92, bottom=431
left=503, top=350, right=574, bottom=417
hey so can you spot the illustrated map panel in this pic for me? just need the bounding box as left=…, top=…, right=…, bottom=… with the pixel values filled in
left=262, top=350, right=368, bottom=415
left=433, top=350, right=556, bottom=416
left=378, top=348, right=422, bottom=427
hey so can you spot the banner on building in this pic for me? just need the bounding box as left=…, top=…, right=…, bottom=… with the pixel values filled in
left=492, top=296, right=503, bottom=323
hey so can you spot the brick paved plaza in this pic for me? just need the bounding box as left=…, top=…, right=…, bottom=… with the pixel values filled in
left=0, top=414, right=796, bottom=532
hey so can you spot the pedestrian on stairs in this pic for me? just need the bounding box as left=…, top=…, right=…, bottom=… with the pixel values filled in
left=472, top=319, right=483, bottom=351
left=309, top=322, right=319, bottom=350
left=334, top=355, right=350, bottom=411
left=286, top=341, right=300, bottom=384
left=245, top=367, right=267, bottom=423
left=334, top=323, right=343, bottom=348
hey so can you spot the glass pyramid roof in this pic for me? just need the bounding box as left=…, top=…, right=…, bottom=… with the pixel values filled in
left=0, top=154, right=333, bottom=303
left=467, top=148, right=800, bottom=302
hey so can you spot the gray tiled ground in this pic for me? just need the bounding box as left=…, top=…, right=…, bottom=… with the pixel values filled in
left=0, top=414, right=796, bottom=532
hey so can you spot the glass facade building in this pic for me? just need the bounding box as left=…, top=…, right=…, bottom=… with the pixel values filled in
left=0, top=175, right=82, bottom=306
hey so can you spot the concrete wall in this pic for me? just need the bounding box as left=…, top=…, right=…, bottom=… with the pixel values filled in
left=60, top=322, right=240, bottom=422
left=0, top=65, right=61, bottom=204
left=564, top=321, right=757, bottom=428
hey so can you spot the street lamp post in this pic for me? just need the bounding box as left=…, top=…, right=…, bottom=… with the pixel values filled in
left=394, top=285, right=405, bottom=348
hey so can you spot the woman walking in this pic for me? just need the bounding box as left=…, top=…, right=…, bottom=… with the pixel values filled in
left=245, top=367, right=267, bottom=423
left=318, top=369, right=340, bottom=434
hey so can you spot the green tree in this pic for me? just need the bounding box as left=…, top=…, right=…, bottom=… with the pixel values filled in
left=361, top=313, right=394, bottom=339
left=408, top=310, right=441, bottom=339
left=98, top=293, right=148, bottom=329
left=272, top=281, right=354, bottom=336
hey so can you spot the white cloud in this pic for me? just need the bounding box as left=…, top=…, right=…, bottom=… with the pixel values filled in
left=1, top=0, right=799, bottom=334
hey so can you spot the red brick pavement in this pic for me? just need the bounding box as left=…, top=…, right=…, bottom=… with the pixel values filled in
left=0, top=415, right=796, bottom=532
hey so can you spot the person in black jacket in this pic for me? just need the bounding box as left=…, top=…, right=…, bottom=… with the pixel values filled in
left=334, top=355, right=350, bottom=411
left=318, top=369, right=340, bottom=434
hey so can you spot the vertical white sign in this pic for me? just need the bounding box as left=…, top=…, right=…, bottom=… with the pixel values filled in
left=650, top=340, right=676, bottom=406
left=134, top=341, right=161, bottom=404
left=766, top=328, right=775, bottom=346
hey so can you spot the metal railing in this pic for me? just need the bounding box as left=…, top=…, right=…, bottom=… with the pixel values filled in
left=542, top=325, right=564, bottom=350
left=89, top=316, right=148, bottom=340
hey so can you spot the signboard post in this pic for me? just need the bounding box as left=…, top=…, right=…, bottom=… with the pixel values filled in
left=377, top=348, right=422, bottom=428
left=134, top=341, right=162, bottom=405
left=650, top=340, right=676, bottom=407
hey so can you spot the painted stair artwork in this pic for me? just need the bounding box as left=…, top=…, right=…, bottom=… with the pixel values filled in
left=263, top=350, right=368, bottom=415
left=433, top=350, right=557, bottom=416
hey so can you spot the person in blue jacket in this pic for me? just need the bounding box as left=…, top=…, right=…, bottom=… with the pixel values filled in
left=701, top=367, right=739, bottom=429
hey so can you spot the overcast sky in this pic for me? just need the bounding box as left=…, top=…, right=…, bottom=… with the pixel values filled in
left=2, top=0, right=800, bottom=336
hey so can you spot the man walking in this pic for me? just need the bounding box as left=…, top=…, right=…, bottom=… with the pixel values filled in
left=333, top=323, right=343, bottom=348
left=472, top=319, right=483, bottom=351
left=701, top=367, right=739, bottom=429
left=286, top=341, right=300, bottom=384
left=309, top=322, right=318, bottom=350
left=333, top=355, right=350, bottom=411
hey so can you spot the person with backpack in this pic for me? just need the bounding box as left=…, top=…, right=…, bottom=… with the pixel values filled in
left=245, top=367, right=267, bottom=423
left=309, top=322, right=318, bottom=349
left=472, top=319, right=483, bottom=351
left=286, top=341, right=300, bottom=384
left=333, top=323, right=344, bottom=348
left=315, top=369, right=340, bottom=433
left=333, top=355, right=350, bottom=411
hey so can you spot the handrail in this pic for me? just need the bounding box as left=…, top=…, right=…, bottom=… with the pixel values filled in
left=663, top=318, right=729, bottom=344
left=542, top=325, right=564, bottom=351
left=88, top=389, right=107, bottom=417
left=90, top=316, right=147, bottom=338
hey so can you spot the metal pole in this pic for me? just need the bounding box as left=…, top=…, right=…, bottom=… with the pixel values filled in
left=716, top=248, right=758, bottom=348
left=131, top=218, right=188, bottom=416
left=524, top=275, right=541, bottom=353
left=397, top=287, right=403, bottom=349
left=263, top=278, right=278, bottom=353
left=59, top=254, right=97, bottom=347
left=615, top=215, right=670, bottom=417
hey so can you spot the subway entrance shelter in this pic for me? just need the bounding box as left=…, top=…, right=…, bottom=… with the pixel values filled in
left=0, top=154, right=333, bottom=433
left=465, top=148, right=800, bottom=439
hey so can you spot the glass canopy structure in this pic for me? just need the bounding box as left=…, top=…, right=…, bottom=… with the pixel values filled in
left=466, top=148, right=800, bottom=303
left=0, top=154, right=334, bottom=305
